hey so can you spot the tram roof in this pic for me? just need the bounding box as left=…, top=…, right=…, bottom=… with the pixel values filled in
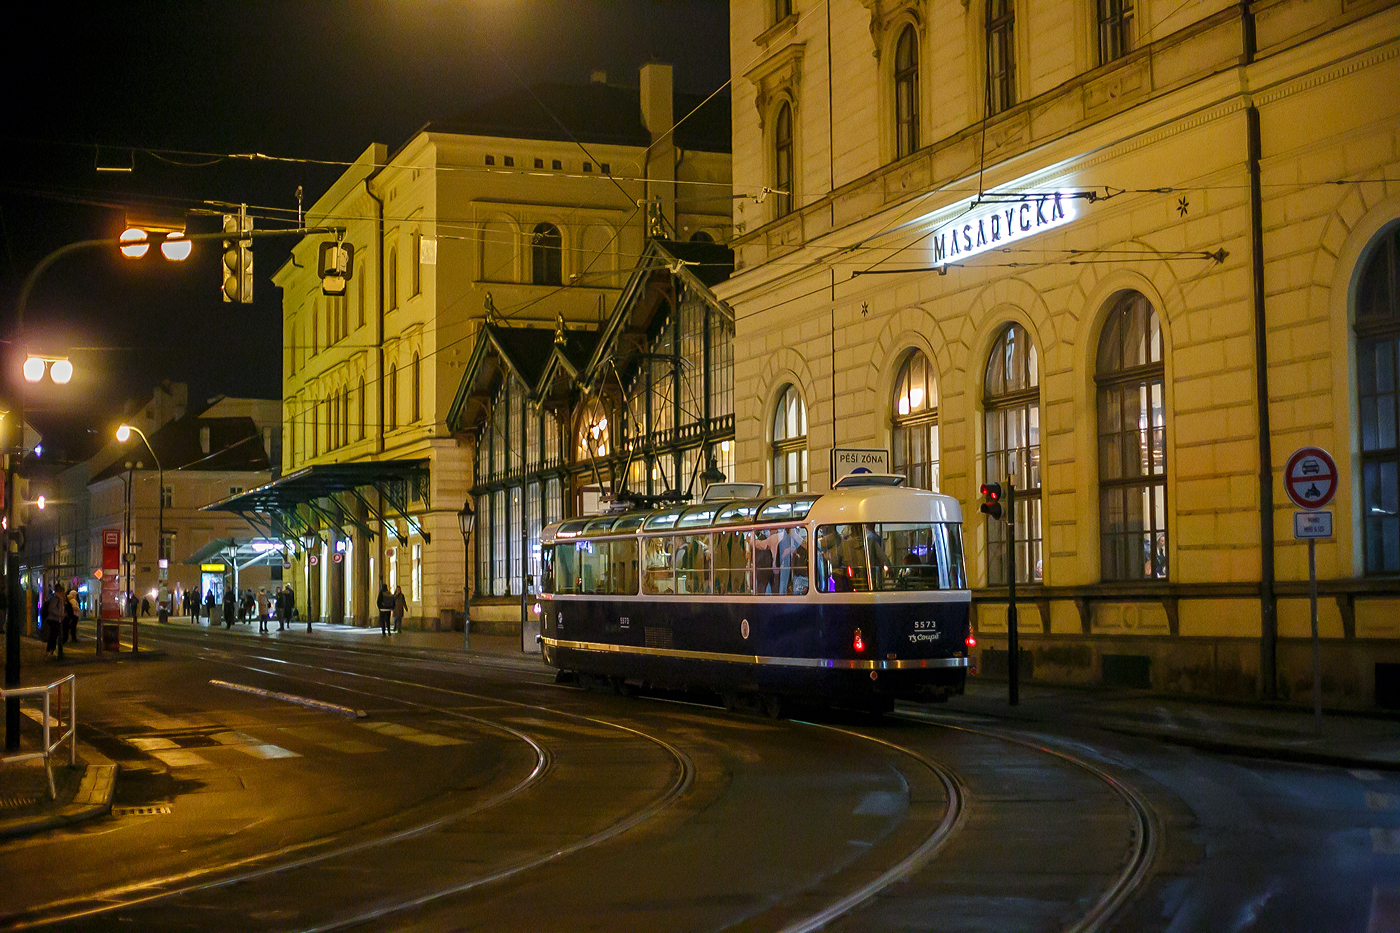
left=541, top=487, right=961, bottom=543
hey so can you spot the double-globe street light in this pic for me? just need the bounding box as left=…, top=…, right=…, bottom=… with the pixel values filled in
left=116, top=424, right=165, bottom=620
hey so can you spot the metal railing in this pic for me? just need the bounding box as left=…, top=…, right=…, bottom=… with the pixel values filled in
left=1, top=674, right=77, bottom=799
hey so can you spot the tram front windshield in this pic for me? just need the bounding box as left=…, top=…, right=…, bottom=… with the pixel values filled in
left=816, top=523, right=966, bottom=592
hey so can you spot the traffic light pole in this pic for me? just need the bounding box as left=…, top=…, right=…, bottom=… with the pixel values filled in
left=4, top=224, right=344, bottom=751
left=1006, top=480, right=1018, bottom=707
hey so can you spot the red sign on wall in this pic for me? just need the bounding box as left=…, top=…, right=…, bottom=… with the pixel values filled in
left=101, top=529, right=122, bottom=619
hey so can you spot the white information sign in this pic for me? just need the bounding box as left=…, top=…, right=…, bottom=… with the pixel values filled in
left=930, top=192, right=1077, bottom=267
left=1293, top=510, right=1333, bottom=539
left=831, top=448, right=889, bottom=483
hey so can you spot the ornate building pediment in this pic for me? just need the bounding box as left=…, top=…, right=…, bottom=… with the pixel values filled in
left=743, top=42, right=805, bottom=129
left=859, top=0, right=925, bottom=59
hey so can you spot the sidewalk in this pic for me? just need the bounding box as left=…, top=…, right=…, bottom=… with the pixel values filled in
left=945, top=677, right=1400, bottom=771
left=1, top=631, right=118, bottom=841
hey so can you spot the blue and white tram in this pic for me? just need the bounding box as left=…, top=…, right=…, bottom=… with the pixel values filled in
left=538, top=478, right=972, bottom=712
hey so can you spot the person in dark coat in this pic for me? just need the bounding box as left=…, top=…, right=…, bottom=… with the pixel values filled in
left=376, top=584, right=393, bottom=635
left=223, top=588, right=235, bottom=629
left=63, top=586, right=79, bottom=643
left=43, top=585, right=66, bottom=659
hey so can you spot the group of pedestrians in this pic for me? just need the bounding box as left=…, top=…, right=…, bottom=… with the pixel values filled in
left=41, top=583, right=80, bottom=660
left=376, top=584, right=407, bottom=635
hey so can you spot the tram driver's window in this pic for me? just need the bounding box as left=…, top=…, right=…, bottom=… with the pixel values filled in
left=642, top=537, right=675, bottom=594
left=541, top=546, right=555, bottom=594
left=554, top=544, right=579, bottom=594
left=713, top=531, right=753, bottom=594
left=675, top=534, right=712, bottom=595
left=579, top=540, right=610, bottom=594
left=611, top=539, right=640, bottom=595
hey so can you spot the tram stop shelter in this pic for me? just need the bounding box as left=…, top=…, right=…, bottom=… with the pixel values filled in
left=183, top=537, right=288, bottom=605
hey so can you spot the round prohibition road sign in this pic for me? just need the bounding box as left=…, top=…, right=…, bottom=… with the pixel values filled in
left=1284, top=446, right=1337, bottom=510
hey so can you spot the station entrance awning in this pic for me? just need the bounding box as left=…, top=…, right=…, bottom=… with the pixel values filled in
left=202, top=460, right=430, bottom=554
left=182, top=537, right=287, bottom=575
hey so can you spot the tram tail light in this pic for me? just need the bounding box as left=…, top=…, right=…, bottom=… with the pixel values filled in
left=965, top=633, right=977, bottom=647
left=533, top=602, right=542, bottom=616
left=853, top=628, right=865, bottom=653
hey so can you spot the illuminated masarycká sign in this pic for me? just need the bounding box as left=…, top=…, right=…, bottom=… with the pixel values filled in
left=930, top=192, right=1075, bottom=266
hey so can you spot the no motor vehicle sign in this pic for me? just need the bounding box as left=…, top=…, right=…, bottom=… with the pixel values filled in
left=1284, top=446, right=1337, bottom=510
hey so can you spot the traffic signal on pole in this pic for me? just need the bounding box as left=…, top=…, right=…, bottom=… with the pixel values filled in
left=221, top=212, right=253, bottom=303
left=979, top=482, right=1003, bottom=520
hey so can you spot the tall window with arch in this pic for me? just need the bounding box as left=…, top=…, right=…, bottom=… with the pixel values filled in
left=357, top=377, right=366, bottom=441
left=387, top=246, right=398, bottom=311
left=1357, top=222, right=1400, bottom=573
left=774, top=102, right=794, bottom=218
left=893, top=24, right=919, bottom=159
left=983, top=323, right=1041, bottom=583
left=772, top=384, right=808, bottom=494
left=411, top=353, right=422, bottom=423
left=411, top=229, right=422, bottom=296
left=892, top=350, right=939, bottom=490
left=1096, top=292, right=1167, bottom=580
left=532, top=222, right=562, bottom=286
left=388, top=364, right=399, bottom=431
left=985, top=0, right=1016, bottom=116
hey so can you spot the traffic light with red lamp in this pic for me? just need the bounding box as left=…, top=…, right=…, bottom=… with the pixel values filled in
left=979, top=482, right=1003, bottom=520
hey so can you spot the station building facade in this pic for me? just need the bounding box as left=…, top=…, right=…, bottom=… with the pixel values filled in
left=271, top=65, right=731, bottom=629
left=717, top=0, right=1400, bottom=706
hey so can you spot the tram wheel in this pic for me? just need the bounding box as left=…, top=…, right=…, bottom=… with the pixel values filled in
left=761, top=694, right=787, bottom=720
left=722, top=693, right=742, bottom=713
left=610, top=676, right=636, bottom=697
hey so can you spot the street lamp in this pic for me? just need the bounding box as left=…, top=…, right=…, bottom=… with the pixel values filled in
left=117, top=424, right=165, bottom=617
left=23, top=356, right=73, bottom=385
left=457, top=501, right=474, bottom=651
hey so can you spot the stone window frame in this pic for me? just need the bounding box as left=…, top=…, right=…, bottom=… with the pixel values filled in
left=1096, top=0, right=1135, bottom=66
left=892, top=22, right=921, bottom=160
left=891, top=349, right=940, bottom=491
left=743, top=42, right=805, bottom=222
left=984, top=0, right=1017, bottom=116
left=771, top=383, right=809, bottom=495
left=531, top=221, right=564, bottom=286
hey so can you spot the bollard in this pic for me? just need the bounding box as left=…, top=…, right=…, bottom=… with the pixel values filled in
left=132, top=620, right=138, bottom=653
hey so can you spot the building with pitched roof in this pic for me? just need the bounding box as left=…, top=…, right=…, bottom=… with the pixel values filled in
left=267, top=65, right=731, bottom=630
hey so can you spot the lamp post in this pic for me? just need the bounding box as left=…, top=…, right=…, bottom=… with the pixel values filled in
left=457, top=501, right=474, bottom=652
left=117, top=424, right=164, bottom=615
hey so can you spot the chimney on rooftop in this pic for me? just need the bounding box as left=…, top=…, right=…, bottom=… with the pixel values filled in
left=639, top=63, right=675, bottom=237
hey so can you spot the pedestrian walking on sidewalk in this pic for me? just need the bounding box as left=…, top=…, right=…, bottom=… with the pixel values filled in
left=392, top=585, right=407, bottom=634
left=223, top=588, right=235, bottom=629
left=376, top=584, right=393, bottom=635
left=278, top=585, right=292, bottom=631
left=43, top=585, right=65, bottom=660
left=64, top=586, right=80, bottom=643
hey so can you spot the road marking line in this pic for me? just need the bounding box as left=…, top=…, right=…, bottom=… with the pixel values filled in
left=280, top=726, right=384, bottom=755
left=210, top=731, right=260, bottom=746
left=236, top=744, right=301, bottom=760
left=150, top=749, right=210, bottom=768
left=21, top=708, right=60, bottom=728
left=1367, top=793, right=1399, bottom=811
left=209, top=679, right=366, bottom=718
left=501, top=717, right=623, bottom=738
left=1352, top=769, right=1384, bottom=782
left=1369, top=886, right=1400, bottom=933
left=356, top=722, right=466, bottom=746
left=128, top=737, right=180, bottom=751
left=1373, top=828, right=1400, bottom=854
left=853, top=791, right=905, bottom=817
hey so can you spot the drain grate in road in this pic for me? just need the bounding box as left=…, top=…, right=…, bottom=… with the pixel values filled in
left=111, top=805, right=173, bottom=817
left=0, top=794, right=39, bottom=810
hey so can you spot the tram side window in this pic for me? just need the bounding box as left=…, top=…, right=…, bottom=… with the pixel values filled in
left=816, top=524, right=871, bottom=592
left=610, top=538, right=640, bottom=595
left=578, top=540, right=610, bottom=594
left=642, top=537, right=675, bottom=594
left=675, top=534, right=712, bottom=595
left=541, top=546, right=555, bottom=594
left=713, top=531, right=753, bottom=594
left=553, top=543, right=579, bottom=594
left=755, top=526, right=809, bottom=595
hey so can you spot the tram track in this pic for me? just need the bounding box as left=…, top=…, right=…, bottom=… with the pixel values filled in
left=5, top=634, right=696, bottom=932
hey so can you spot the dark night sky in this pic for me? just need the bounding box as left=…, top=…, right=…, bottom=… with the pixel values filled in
left=1, top=0, right=730, bottom=458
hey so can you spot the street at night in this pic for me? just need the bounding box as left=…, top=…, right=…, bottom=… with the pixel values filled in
left=0, top=622, right=1394, bottom=931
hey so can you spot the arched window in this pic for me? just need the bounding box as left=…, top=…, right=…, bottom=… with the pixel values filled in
left=387, top=246, right=399, bottom=311
left=983, top=323, right=1041, bottom=583
left=388, top=364, right=399, bottom=431
left=771, top=384, right=808, bottom=494
left=892, top=350, right=939, bottom=490
left=577, top=397, right=610, bottom=459
left=1357, top=222, right=1400, bottom=573
left=689, top=230, right=714, bottom=243
left=774, top=102, right=793, bottom=218
left=893, top=25, right=919, bottom=159
left=986, top=0, right=1016, bottom=116
left=411, top=353, right=422, bottom=423
left=357, top=377, right=366, bottom=441
left=531, top=222, right=562, bottom=286
left=1096, top=292, right=1166, bottom=581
